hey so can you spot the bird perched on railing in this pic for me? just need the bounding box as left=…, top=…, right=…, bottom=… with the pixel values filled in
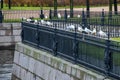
left=45, top=15, right=48, bottom=19
left=26, top=18, right=32, bottom=22
left=91, top=28, right=97, bottom=35
left=57, top=13, right=61, bottom=19
left=67, top=15, right=70, bottom=18
left=83, top=27, right=92, bottom=34
left=46, top=21, right=53, bottom=26
left=66, top=25, right=75, bottom=31
left=78, top=26, right=84, bottom=33
left=98, top=29, right=107, bottom=38
left=34, top=20, right=38, bottom=24
left=77, top=14, right=81, bottom=18
left=40, top=20, right=46, bottom=25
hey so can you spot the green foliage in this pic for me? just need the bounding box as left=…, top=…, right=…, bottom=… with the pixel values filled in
left=3, top=0, right=110, bottom=7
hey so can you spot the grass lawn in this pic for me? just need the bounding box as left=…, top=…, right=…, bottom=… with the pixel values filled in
left=111, top=37, right=120, bottom=42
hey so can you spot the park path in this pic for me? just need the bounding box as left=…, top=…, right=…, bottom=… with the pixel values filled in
left=2, top=6, right=120, bottom=20
left=60, top=6, right=120, bottom=11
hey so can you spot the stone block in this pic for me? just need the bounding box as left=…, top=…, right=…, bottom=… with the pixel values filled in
left=71, top=66, right=77, bottom=77
left=13, top=30, right=21, bottom=35
left=26, top=71, right=31, bottom=80
left=20, top=68, right=27, bottom=80
left=15, top=36, right=21, bottom=42
left=0, top=36, right=13, bottom=42
left=0, top=30, right=5, bottom=35
left=14, top=51, right=20, bottom=64
left=28, top=58, right=36, bottom=73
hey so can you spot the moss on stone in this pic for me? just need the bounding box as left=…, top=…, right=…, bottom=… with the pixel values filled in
left=33, top=51, right=39, bottom=59
left=24, top=47, right=31, bottom=56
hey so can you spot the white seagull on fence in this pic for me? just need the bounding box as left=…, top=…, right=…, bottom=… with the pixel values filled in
left=58, top=13, right=61, bottom=19
left=91, top=28, right=97, bottom=35
left=67, top=15, right=70, bottom=18
left=45, top=15, right=48, bottom=19
left=78, top=26, right=84, bottom=33
left=26, top=18, right=32, bottom=22
left=41, top=20, right=46, bottom=25
left=46, top=21, right=53, bottom=26
left=66, top=25, right=75, bottom=31
left=34, top=20, right=38, bottom=24
left=77, top=14, right=81, bottom=18
left=98, top=29, right=107, bottom=37
left=84, top=27, right=92, bottom=34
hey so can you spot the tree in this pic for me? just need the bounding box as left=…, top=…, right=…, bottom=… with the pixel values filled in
left=70, top=0, right=73, bottom=18
left=86, top=0, right=90, bottom=17
left=54, top=0, right=57, bottom=17
left=113, top=0, right=118, bottom=14
left=1, top=0, right=3, bottom=9
left=109, top=0, right=113, bottom=12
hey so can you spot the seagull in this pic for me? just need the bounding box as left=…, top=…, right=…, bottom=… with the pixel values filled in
left=41, top=20, right=46, bottom=25
left=57, top=13, right=61, bottom=19
left=77, top=14, right=81, bottom=18
left=78, top=26, right=84, bottom=33
left=46, top=21, right=53, bottom=26
left=66, top=25, right=75, bottom=31
left=45, top=15, right=48, bottom=19
left=34, top=20, right=38, bottom=24
left=98, top=29, right=107, bottom=37
left=83, top=27, right=92, bottom=34
left=91, top=28, right=97, bottom=35
left=26, top=18, right=32, bottom=22
left=67, top=15, right=70, bottom=18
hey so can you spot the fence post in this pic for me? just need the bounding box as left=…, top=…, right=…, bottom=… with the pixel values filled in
left=73, top=26, right=78, bottom=63
left=53, top=23, right=58, bottom=56
left=49, top=9, right=52, bottom=20
left=0, top=10, right=3, bottom=23
left=101, top=9, right=105, bottom=26
left=64, top=9, right=67, bottom=20
left=40, top=7, right=44, bottom=19
left=82, top=9, right=87, bottom=29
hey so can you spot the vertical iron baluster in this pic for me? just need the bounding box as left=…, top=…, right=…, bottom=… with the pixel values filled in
left=104, top=39, right=113, bottom=77
left=64, top=8, right=67, bottom=20
left=49, top=9, right=52, bottom=20
left=101, top=9, right=105, bottom=26
left=36, top=24, right=39, bottom=48
left=73, top=25, right=78, bottom=63
left=21, top=22, right=24, bottom=43
left=53, top=23, right=58, bottom=56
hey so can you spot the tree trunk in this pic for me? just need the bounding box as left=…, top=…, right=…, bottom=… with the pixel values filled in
left=54, top=0, right=57, bottom=17
left=70, top=0, right=73, bottom=18
left=113, top=0, right=118, bottom=14
left=8, top=0, right=11, bottom=9
left=1, top=0, right=3, bottom=9
left=86, top=0, right=90, bottom=18
left=109, top=0, right=113, bottom=12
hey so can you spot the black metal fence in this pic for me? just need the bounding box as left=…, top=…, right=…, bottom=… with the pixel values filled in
left=0, top=9, right=120, bottom=23
left=21, top=18, right=120, bottom=79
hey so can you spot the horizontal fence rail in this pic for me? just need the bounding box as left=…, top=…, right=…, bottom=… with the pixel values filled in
left=21, top=20, right=120, bottom=79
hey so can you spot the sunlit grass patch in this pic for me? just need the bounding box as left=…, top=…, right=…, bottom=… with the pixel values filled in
left=110, top=37, right=120, bottom=42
